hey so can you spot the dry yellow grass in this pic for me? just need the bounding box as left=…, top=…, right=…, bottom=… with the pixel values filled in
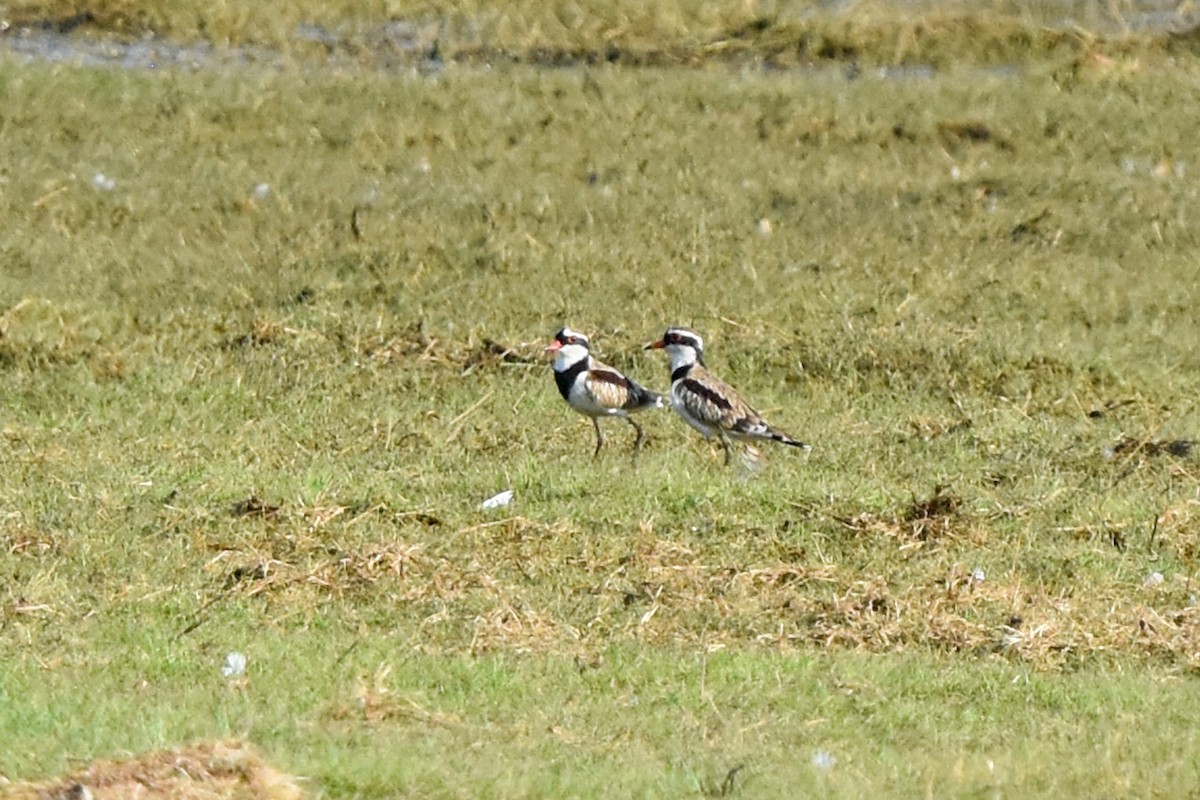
left=0, top=741, right=302, bottom=800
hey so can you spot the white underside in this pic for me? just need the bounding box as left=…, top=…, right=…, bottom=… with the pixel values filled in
left=569, top=380, right=628, bottom=418
left=670, top=382, right=718, bottom=438
left=556, top=345, right=630, bottom=419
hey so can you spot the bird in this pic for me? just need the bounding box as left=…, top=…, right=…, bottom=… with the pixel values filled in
left=547, top=327, right=665, bottom=456
left=646, top=327, right=808, bottom=465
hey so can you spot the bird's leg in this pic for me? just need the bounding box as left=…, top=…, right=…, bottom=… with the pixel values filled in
left=627, top=417, right=646, bottom=452
left=721, top=436, right=735, bottom=466
left=592, top=418, right=605, bottom=457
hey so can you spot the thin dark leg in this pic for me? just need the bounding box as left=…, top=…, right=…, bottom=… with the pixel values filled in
left=721, top=436, right=734, bottom=466
left=592, top=418, right=605, bottom=457
left=627, top=417, right=645, bottom=452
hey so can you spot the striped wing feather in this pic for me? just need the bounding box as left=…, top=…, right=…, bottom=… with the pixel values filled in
left=677, top=365, right=807, bottom=449
left=586, top=367, right=633, bottom=410
left=678, top=368, right=763, bottom=431
left=590, top=358, right=662, bottom=412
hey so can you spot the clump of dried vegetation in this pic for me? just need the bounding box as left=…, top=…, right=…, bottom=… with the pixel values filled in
left=0, top=741, right=302, bottom=800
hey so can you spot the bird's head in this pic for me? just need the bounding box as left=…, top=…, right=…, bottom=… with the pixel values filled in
left=646, top=327, right=705, bottom=369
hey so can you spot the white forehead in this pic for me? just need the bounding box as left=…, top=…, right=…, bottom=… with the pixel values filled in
left=553, top=341, right=590, bottom=366
left=667, top=328, right=703, bottom=349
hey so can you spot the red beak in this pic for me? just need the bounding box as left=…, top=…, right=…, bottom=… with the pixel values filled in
left=545, top=340, right=563, bottom=353
left=645, top=338, right=665, bottom=350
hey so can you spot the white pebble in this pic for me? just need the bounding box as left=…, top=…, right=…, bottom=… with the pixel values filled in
left=92, top=173, right=116, bottom=191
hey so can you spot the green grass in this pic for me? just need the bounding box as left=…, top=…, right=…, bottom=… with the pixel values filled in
left=3, top=643, right=1200, bottom=796
left=2, top=8, right=1200, bottom=797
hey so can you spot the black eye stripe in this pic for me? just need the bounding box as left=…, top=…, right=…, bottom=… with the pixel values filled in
left=554, top=329, right=588, bottom=347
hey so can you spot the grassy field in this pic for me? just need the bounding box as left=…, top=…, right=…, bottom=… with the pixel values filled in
left=2, top=2, right=1200, bottom=797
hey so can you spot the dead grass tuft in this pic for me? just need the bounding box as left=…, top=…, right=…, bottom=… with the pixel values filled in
left=354, top=322, right=442, bottom=367
left=834, top=486, right=973, bottom=548
left=470, top=599, right=576, bottom=655
left=908, top=416, right=972, bottom=440
left=351, top=327, right=540, bottom=375
left=0, top=740, right=302, bottom=800
left=223, top=320, right=288, bottom=349
left=904, top=486, right=964, bottom=540
left=212, top=540, right=426, bottom=602
left=1, top=515, right=63, bottom=558
left=937, top=120, right=1014, bottom=151
left=1152, top=500, right=1200, bottom=560
left=325, top=664, right=462, bottom=728
left=740, top=566, right=1200, bottom=669
left=0, top=299, right=109, bottom=373
left=1111, top=436, right=1195, bottom=459
left=518, top=532, right=1200, bottom=670
left=229, top=496, right=282, bottom=519
left=459, top=337, right=541, bottom=374
left=990, top=588, right=1200, bottom=671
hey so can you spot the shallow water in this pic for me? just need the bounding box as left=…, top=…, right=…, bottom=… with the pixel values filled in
left=0, top=28, right=260, bottom=70
left=0, top=18, right=442, bottom=72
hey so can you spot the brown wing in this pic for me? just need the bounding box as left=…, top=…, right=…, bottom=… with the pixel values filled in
left=589, top=357, right=663, bottom=411
left=680, top=366, right=766, bottom=432
left=585, top=367, right=633, bottom=410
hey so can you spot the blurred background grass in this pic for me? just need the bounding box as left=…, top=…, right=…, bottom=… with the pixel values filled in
left=3, top=0, right=1199, bottom=66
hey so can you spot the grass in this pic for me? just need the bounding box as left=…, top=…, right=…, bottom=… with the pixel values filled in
left=2, top=3, right=1200, bottom=797
left=3, top=0, right=1199, bottom=66
left=6, top=644, right=1200, bottom=797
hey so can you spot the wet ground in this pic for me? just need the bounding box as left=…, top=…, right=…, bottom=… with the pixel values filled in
left=0, top=16, right=443, bottom=72
left=0, top=2, right=1195, bottom=74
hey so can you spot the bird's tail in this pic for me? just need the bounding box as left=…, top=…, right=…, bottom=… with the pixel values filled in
left=766, top=429, right=810, bottom=450
left=628, top=382, right=667, bottom=411
left=736, top=418, right=810, bottom=450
